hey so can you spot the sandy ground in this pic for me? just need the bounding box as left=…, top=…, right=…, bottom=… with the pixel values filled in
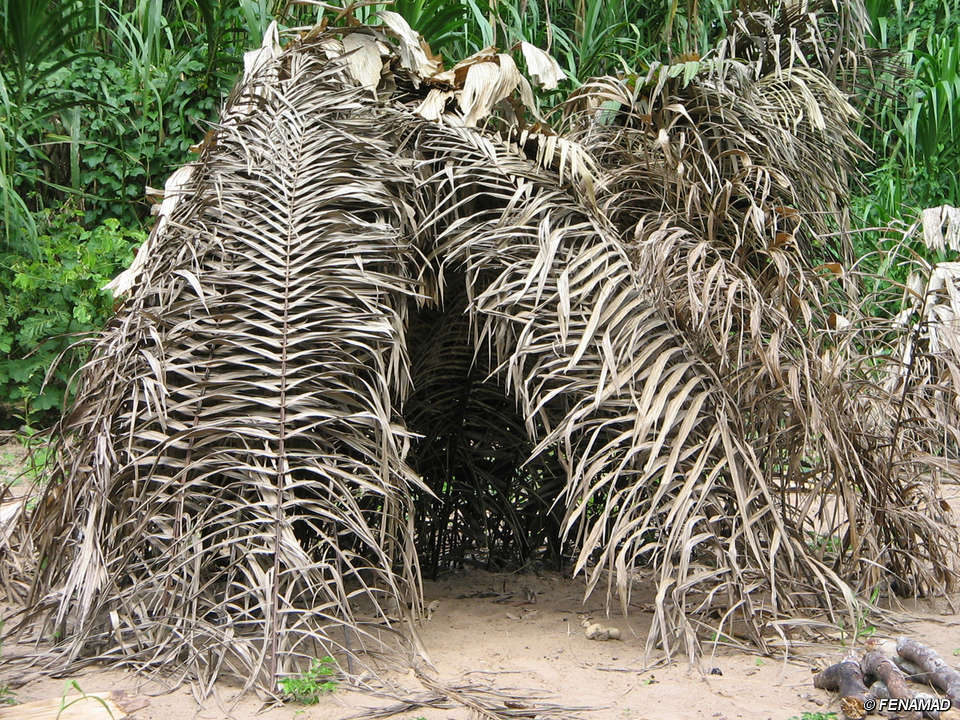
left=3, top=437, right=960, bottom=720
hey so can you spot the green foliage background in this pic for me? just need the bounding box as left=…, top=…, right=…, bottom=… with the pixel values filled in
left=0, top=211, right=140, bottom=414
left=0, top=0, right=957, bottom=427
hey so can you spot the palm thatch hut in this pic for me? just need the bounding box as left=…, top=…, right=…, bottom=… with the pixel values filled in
left=3, top=2, right=959, bottom=708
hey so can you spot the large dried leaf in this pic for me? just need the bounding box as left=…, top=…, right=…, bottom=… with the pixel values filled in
left=379, top=11, right=441, bottom=79
left=342, top=32, right=384, bottom=90
left=520, top=42, right=565, bottom=90
left=922, top=204, right=960, bottom=253
left=458, top=55, right=524, bottom=127
left=12, top=40, right=426, bottom=692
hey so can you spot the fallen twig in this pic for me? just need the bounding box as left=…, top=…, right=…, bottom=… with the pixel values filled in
left=813, top=651, right=871, bottom=719
left=863, top=649, right=921, bottom=720
left=896, top=637, right=960, bottom=705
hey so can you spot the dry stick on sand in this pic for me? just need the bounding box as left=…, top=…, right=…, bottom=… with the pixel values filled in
left=862, top=649, right=922, bottom=720
left=813, top=651, right=871, bottom=719
left=897, top=637, right=960, bottom=705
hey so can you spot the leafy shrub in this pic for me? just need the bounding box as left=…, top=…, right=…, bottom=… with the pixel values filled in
left=1, top=0, right=246, bottom=249
left=0, top=0, right=278, bottom=428
left=277, top=657, right=337, bottom=704
left=0, top=210, right=140, bottom=425
left=70, top=52, right=219, bottom=227
left=5, top=44, right=222, bottom=233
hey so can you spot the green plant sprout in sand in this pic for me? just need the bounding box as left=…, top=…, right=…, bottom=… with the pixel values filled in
left=278, top=657, right=337, bottom=704
left=838, top=588, right=881, bottom=645
left=56, top=680, right=115, bottom=719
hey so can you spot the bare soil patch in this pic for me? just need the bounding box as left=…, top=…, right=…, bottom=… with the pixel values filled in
left=4, top=569, right=960, bottom=720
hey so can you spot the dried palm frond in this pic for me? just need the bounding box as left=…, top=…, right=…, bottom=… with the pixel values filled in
left=388, top=111, right=825, bottom=656
left=555, top=11, right=958, bottom=611
left=714, top=0, right=871, bottom=87
left=884, top=207, right=960, bottom=462
left=9, top=32, right=429, bottom=691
